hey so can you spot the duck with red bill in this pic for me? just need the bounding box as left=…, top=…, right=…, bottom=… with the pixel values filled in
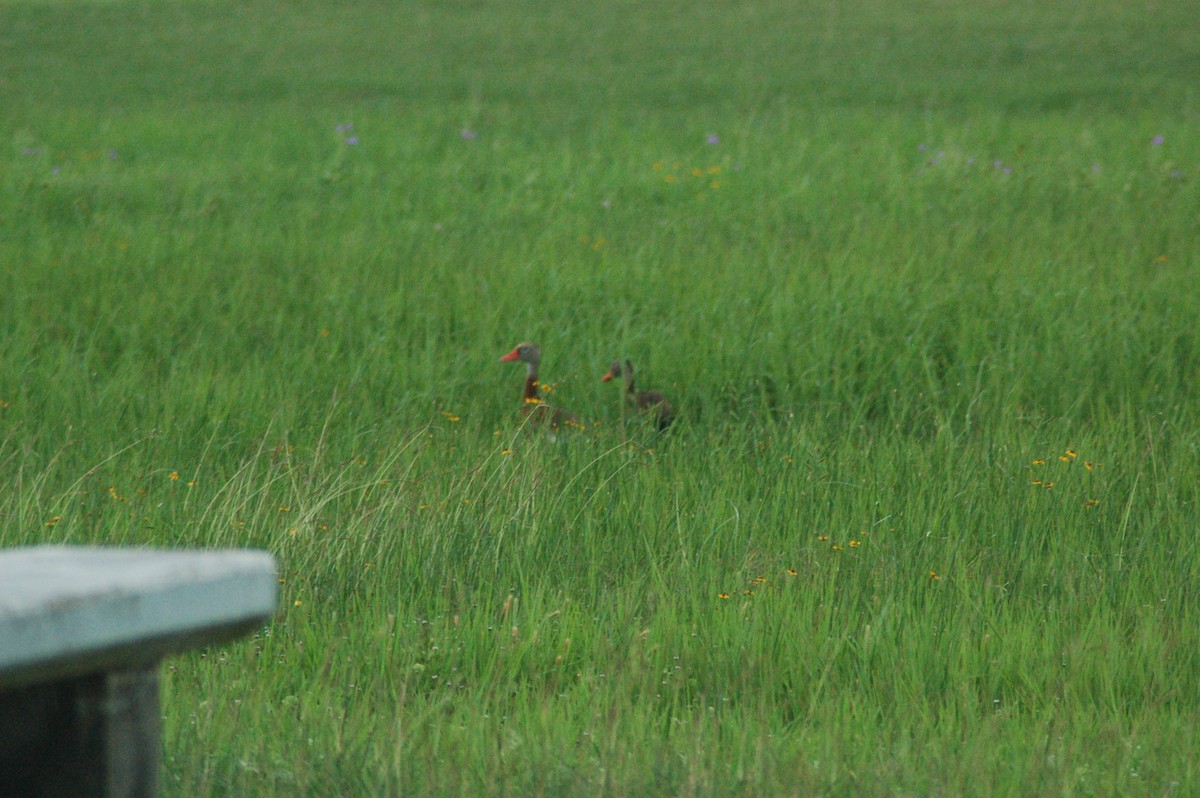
left=499, top=342, right=580, bottom=429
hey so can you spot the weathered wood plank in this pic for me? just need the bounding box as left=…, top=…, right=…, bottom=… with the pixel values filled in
left=0, top=546, right=277, bottom=688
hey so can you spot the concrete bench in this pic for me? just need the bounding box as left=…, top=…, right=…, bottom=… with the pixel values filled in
left=0, top=546, right=277, bottom=797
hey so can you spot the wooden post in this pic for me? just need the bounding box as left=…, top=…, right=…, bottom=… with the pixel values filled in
left=0, top=667, right=159, bottom=796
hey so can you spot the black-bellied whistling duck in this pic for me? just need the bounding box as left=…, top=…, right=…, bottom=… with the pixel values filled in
left=499, top=342, right=581, bottom=429
left=602, top=359, right=674, bottom=430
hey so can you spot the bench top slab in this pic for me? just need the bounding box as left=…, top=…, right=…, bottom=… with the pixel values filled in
left=0, top=546, right=277, bottom=687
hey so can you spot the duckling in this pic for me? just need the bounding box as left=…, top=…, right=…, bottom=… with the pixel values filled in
left=601, top=359, right=673, bottom=430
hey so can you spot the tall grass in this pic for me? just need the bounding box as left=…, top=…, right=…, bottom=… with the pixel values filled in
left=2, top=0, right=1198, bottom=794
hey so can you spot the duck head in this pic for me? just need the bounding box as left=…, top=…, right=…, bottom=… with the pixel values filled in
left=500, top=342, right=541, bottom=374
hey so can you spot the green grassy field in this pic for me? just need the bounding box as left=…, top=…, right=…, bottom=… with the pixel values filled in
left=2, top=0, right=1199, bottom=794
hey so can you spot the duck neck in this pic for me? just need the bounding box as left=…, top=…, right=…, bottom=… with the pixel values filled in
left=523, top=364, right=540, bottom=401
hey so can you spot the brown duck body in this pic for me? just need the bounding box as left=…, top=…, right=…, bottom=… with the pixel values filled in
left=602, top=359, right=673, bottom=430
left=501, top=342, right=580, bottom=430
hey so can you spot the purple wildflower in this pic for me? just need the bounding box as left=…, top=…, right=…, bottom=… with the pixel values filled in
left=345, top=136, right=359, bottom=145
left=1152, top=135, right=1164, bottom=146
left=706, top=133, right=720, bottom=145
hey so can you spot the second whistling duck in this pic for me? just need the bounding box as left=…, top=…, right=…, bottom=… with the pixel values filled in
left=602, top=359, right=674, bottom=430
left=499, top=342, right=581, bottom=430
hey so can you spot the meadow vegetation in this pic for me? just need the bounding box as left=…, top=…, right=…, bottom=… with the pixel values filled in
left=1, top=0, right=1198, bottom=794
